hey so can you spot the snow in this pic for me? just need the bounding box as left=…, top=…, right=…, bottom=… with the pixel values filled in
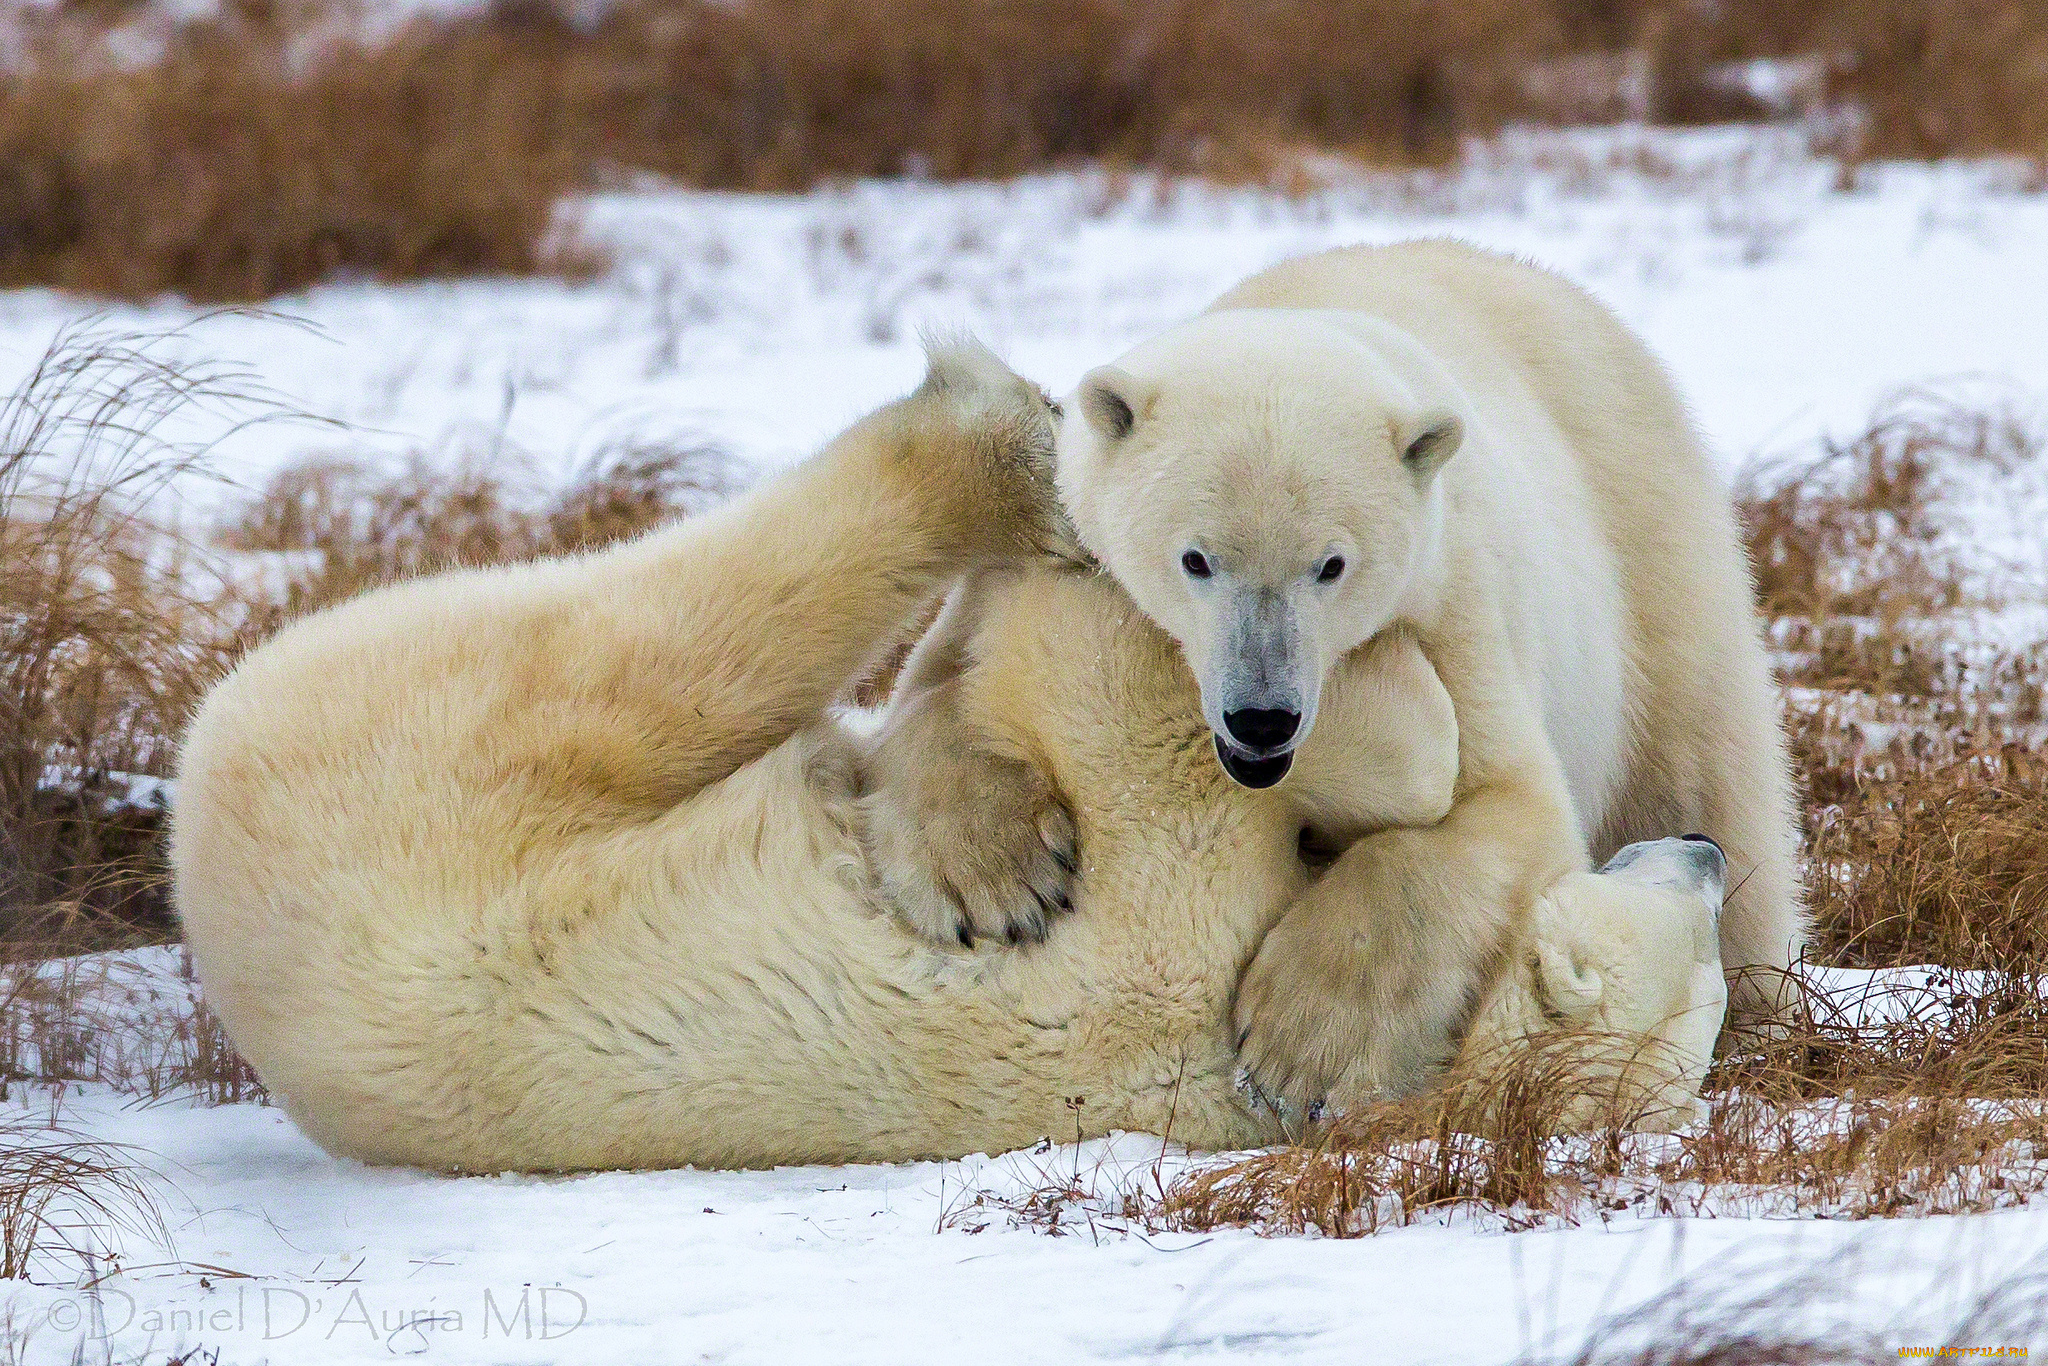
left=6, top=123, right=2048, bottom=1360
left=1802, top=965, right=2027, bottom=1027
left=8, top=1088, right=2048, bottom=1363
left=3, top=126, right=2047, bottom=527
left=36, top=769, right=175, bottom=817
left=3, top=950, right=2045, bottom=1362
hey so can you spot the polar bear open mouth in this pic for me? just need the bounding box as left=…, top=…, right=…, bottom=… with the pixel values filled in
left=1214, top=735, right=1294, bottom=788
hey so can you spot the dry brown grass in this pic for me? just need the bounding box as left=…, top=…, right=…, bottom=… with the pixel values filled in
left=0, top=323, right=733, bottom=955
left=0, top=27, right=594, bottom=302
left=1543, top=1, right=2048, bottom=166
left=1741, top=389, right=2048, bottom=969
left=1811, top=0, right=2048, bottom=165
left=1739, top=391, right=2019, bottom=631
left=4, top=0, right=2044, bottom=301
left=0, top=325, right=738, bottom=1127
left=0, top=324, right=266, bottom=951
left=1, top=949, right=265, bottom=1104
left=1, top=0, right=1562, bottom=300
left=217, top=433, right=737, bottom=624
left=1800, top=741, right=2048, bottom=970
left=0, top=0, right=1573, bottom=301
left=0, top=1116, right=166, bottom=1281
left=1152, top=997, right=2048, bottom=1234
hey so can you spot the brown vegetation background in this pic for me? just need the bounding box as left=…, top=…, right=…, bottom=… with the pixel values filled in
left=1, top=0, right=2044, bottom=301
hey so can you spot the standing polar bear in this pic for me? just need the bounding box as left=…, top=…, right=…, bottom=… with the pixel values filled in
left=1055, top=241, right=1806, bottom=1108
left=876, top=240, right=1804, bottom=1114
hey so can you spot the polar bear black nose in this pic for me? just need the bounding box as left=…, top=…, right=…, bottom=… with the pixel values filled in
left=1222, top=707, right=1300, bottom=752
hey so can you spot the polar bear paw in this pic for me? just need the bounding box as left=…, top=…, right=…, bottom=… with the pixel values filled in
left=862, top=717, right=1077, bottom=949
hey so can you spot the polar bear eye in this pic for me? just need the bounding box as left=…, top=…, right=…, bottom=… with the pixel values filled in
left=1180, top=550, right=1213, bottom=579
left=1316, top=556, right=1346, bottom=583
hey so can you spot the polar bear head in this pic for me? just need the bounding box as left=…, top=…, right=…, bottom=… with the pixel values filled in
left=1528, top=834, right=1730, bottom=1130
left=1055, top=308, right=1465, bottom=788
left=1455, top=833, right=1730, bottom=1134
left=1534, top=835, right=1729, bottom=1051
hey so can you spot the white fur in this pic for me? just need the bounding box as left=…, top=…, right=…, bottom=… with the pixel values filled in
left=1056, top=241, right=1803, bottom=1110
left=171, top=347, right=1462, bottom=1170
left=1464, top=838, right=1729, bottom=1131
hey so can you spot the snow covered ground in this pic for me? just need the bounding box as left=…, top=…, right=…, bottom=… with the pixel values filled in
left=4, top=125, right=2047, bottom=516
left=4, top=951, right=2047, bottom=1363
left=6, top=124, right=2048, bottom=1362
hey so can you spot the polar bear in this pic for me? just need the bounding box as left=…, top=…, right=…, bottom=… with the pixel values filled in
left=874, top=241, right=1803, bottom=1116
left=173, top=254, right=1773, bottom=1173
left=172, top=341, right=1482, bottom=1171
left=1062, top=240, right=1802, bottom=1109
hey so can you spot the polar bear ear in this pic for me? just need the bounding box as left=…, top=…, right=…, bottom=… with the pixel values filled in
left=1400, top=408, right=1464, bottom=481
left=1534, top=941, right=1604, bottom=1022
left=918, top=332, right=1014, bottom=395
left=1076, top=366, right=1154, bottom=445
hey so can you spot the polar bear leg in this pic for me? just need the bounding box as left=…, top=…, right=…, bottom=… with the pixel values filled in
left=1590, top=627, right=1805, bottom=1032
left=860, top=569, right=1078, bottom=948
left=1233, top=601, right=1587, bottom=1111
left=1694, top=747, right=1805, bottom=1029
left=563, top=341, right=1064, bottom=804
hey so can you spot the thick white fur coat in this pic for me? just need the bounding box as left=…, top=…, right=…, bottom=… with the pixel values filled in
left=173, top=243, right=1796, bottom=1168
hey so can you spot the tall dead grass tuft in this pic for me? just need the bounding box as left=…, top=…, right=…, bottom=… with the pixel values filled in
left=13, top=0, right=2048, bottom=301
left=0, top=29, right=594, bottom=302
left=1738, top=390, right=2034, bottom=633
left=1801, top=744, right=2048, bottom=971
left=0, top=324, right=270, bottom=950
left=1158, top=996, right=2048, bottom=1235
left=0, top=1117, right=166, bottom=1281
left=0, top=319, right=735, bottom=1096
left=9, top=0, right=2048, bottom=301
left=1739, top=387, right=2048, bottom=968
left=6, top=0, right=1527, bottom=299
left=1812, top=0, right=2048, bottom=165
left=1, top=945, right=268, bottom=1103
left=1160, top=1029, right=1693, bottom=1237
left=168, top=998, right=265, bottom=1105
